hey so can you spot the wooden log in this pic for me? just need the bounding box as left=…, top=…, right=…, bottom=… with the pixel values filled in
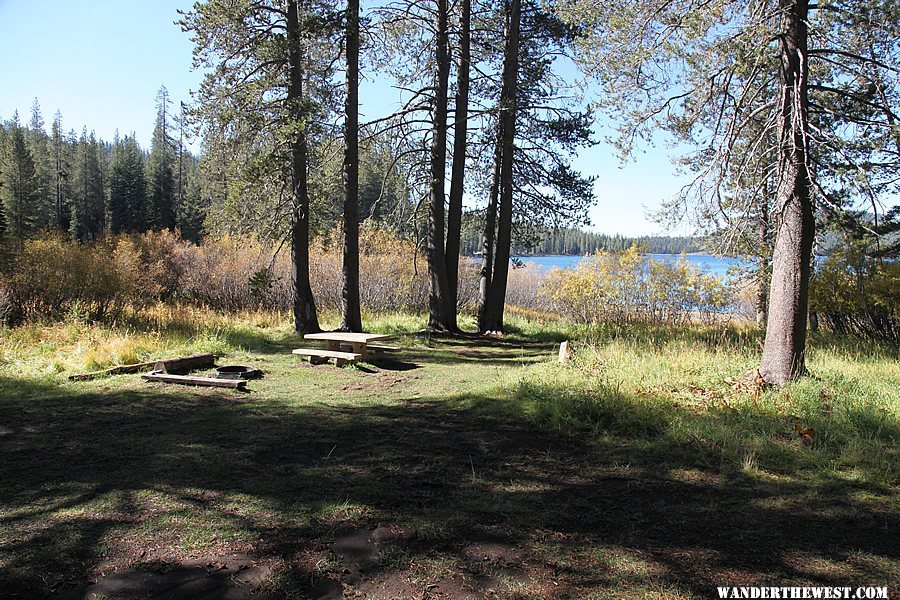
left=69, top=360, right=160, bottom=381
left=153, top=353, right=217, bottom=374
left=141, top=372, right=246, bottom=390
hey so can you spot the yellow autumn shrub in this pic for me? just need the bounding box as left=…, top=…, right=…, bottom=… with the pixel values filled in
left=540, top=245, right=732, bottom=325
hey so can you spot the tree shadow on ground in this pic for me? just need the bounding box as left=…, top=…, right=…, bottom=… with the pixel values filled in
left=0, top=372, right=896, bottom=599
left=407, top=332, right=561, bottom=368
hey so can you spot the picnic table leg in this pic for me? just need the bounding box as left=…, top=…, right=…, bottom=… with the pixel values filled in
left=351, top=342, right=368, bottom=361
left=323, top=340, right=346, bottom=365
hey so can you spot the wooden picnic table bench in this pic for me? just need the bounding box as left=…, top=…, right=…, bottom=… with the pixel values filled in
left=291, top=348, right=362, bottom=366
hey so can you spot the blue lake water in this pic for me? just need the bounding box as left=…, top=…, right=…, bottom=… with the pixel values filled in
left=512, top=254, right=749, bottom=278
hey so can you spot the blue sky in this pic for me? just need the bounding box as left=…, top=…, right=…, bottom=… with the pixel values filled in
left=0, top=0, right=690, bottom=237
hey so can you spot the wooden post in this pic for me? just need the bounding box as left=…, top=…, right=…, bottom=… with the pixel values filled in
left=351, top=341, right=367, bottom=361
left=558, top=341, right=574, bottom=364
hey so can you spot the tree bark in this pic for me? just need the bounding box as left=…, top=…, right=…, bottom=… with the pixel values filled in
left=756, top=183, right=770, bottom=329
left=445, top=0, right=471, bottom=330
left=426, top=0, right=454, bottom=332
left=482, top=0, right=521, bottom=333
left=287, top=0, right=321, bottom=334
left=341, top=0, right=363, bottom=332
left=476, top=141, right=501, bottom=332
left=759, top=0, right=814, bottom=385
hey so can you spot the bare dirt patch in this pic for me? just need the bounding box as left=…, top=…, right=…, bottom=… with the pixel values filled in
left=66, top=553, right=273, bottom=600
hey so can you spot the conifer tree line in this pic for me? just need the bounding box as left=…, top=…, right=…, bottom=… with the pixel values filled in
left=0, top=89, right=206, bottom=244
left=457, top=224, right=701, bottom=256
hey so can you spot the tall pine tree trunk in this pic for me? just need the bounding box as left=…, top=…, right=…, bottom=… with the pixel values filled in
left=445, top=0, right=471, bottom=331
left=341, top=0, right=363, bottom=332
left=287, top=0, right=321, bottom=334
left=426, top=0, right=454, bottom=332
left=759, top=0, right=814, bottom=385
left=756, top=182, right=770, bottom=329
left=482, top=0, right=520, bottom=333
left=476, top=141, right=501, bottom=332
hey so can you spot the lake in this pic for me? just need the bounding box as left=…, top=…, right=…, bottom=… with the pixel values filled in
left=512, top=254, right=749, bottom=278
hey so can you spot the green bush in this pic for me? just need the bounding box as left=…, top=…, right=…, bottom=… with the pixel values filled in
left=810, top=245, right=899, bottom=340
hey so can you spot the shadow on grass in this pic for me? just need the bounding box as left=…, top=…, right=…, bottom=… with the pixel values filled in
left=358, top=358, right=421, bottom=373
left=404, top=331, right=562, bottom=369
left=0, top=375, right=896, bottom=599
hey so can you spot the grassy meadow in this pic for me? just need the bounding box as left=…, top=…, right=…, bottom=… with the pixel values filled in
left=0, top=306, right=897, bottom=598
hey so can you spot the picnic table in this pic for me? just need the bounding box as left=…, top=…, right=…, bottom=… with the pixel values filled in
left=292, top=332, right=399, bottom=366
left=304, top=332, right=390, bottom=359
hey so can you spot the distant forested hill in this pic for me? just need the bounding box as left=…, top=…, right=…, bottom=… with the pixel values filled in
left=459, top=224, right=700, bottom=256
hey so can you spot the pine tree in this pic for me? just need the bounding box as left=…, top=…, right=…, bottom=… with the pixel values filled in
left=425, top=0, right=455, bottom=332
left=70, top=129, right=105, bottom=241
left=180, top=0, right=338, bottom=334
left=25, top=98, right=53, bottom=229
left=445, top=0, right=472, bottom=322
left=109, top=136, right=147, bottom=234
left=478, top=0, right=522, bottom=333
left=177, top=164, right=206, bottom=243
left=176, top=102, right=187, bottom=220
left=0, top=192, right=6, bottom=239
left=147, top=86, right=176, bottom=231
left=561, top=0, right=899, bottom=384
left=476, top=0, right=596, bottom=332
left=50, top=111, right=72, bottom=232
left=368, top=0, right=480, bottom=332
left=0, top=114, right=42, bottom=238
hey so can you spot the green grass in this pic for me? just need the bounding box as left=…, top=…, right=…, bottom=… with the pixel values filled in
left=0, top=307, right=896, bottom=598
left=454, top=325, right=899, bottom=486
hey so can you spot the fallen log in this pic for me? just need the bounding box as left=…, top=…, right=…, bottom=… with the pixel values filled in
left=153, top=353, right=217, bottom=374
left=69, top=352, right=218, bottom=381
left=68, top=360, right=160, bottom=381
left=141, top=372, right=246, bottom=390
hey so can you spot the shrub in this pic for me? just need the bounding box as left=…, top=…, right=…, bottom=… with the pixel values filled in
left=0, top=283, right=13, bottom=324
left=539, top=245, right=733, bottom=326
left=179, top=234, right=275, bottom=311
left=128, top=230, right=193, bottom=301
left=175, top=227, right=435, bottom=314
left=810, top=246, right=899, bottom=340
left=311, top=226, right=429, bottom=313
left=5, top=235, right=138, bottom=321
left=0, top=232, right=735, bottom=327
left=504, top=263, right=550, bottom=312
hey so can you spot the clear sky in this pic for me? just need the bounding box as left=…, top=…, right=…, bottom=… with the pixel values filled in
left=0, top=0, right=691, bottom=237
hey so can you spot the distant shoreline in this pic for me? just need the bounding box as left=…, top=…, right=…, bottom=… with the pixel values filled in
left=510, top=252, right=734, bottom=258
